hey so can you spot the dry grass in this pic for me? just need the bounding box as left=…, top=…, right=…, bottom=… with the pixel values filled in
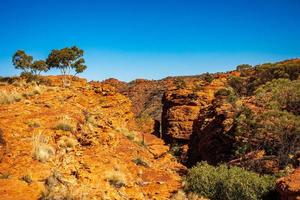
left=0, top=172, right=11, bottom=179
left=32, top=132, right=55, bottom=163
left=20, top=174, right=33, bottom=184
left=105, top=170, right=127, bottom=188
left=171, top=190, right=207, bottom=200
left=22, top=85, right=43, bottom=97
left=115, top=127, right=137, bottom=141
left=58, top=136, right=78, bottom=149
left=40, top=171, right=89, bottom=200
left=0, top=91, right=23, bottom=104
left=55, top=116, right=75, bottom=132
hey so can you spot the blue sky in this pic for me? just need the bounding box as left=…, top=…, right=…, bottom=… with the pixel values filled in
left=0, top=0, right=299, bottom=81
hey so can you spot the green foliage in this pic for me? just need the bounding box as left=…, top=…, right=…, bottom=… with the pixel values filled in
left=215, top=88, right=232, bottom=97
left=46, top=46, right=87, bottom=76
left=236, top=64, right=252, bottom=72
left=255, top=79, right=300, bottom=115
left=173, top=78, right=187, bottom=89
left=228, top=76, right=247, bottom=95
left=184, top=162, right=276, bottom=200
left=132, top=157, right=149, bottom=167
left=250, top=60, right=300, bottom=93
left=12, top=50, right=49, bottom=75
left=256, top=110, right=300, bottom=165
left=214, top=87, right=237, bottom=103
left=234, top=105, right=300, bottom=167
left=232, top=60, right=300, bottom=95
left=235, top=106, right=257, bottom=138
left=20, top=174, right=33, bottom=184
left=12, top=50, right=33, bottom=73
left=31, top=60, right=49, bottom=75
left=201, top=72, right=214, bottom=83
left=55, top=123, right=74, bottom=132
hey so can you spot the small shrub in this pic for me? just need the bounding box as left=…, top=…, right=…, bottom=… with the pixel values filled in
left=173, top=78, right=187, bottom=89
left=105, top=170, right=127, bottom=188
left=132, top=157, right=148, bottom=167
left=0, top=91, right=23, bottom=104
left=215, top=88, right=231, bottom=97
left=171, top=190, right=204, bottom=200
left=32, top=133, right=55, bottom=163
left=228, top=76, right=247, bottom=95
left=26, top=121, right=41, bottom=128
left=201, top=72, right=214, bottom=83
left=236, top=64, right=252, bottom=72
left=31, top=85, right=42, bottom=95
left=115, top=127, right=136, bottom=141
left=40, top=171, right=87, bottom=200
left=58, top=136, right=78, bottom=149
left=0, top=172, right=11, bottom=179
left=169, top=143, right=183, bottom=157
left=55, top=122, right=74, bottom=132
left=214, top=87, right=237, bottom=103
left=20, top=174, right=33, bottom=184
left=184, top=162, right=276, bottom=200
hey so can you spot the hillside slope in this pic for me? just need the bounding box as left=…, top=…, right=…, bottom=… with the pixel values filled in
left=0, top=77, right=184, bottom=200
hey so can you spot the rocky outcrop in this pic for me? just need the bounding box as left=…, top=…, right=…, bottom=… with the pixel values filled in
left=277, top=168, right=300, bottom=200
left=161, top=90, right=205, bottom=142
left=187, top=99, right=235, bottom=166
left=0, top=76, right=184, bottom=199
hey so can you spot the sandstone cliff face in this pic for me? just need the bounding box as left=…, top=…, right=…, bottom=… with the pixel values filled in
left=161, top=90, right=203, bottom=142
left=187, top=99, right=235, bottom=166
left=276, top=168, right=300, bottom=200
left=160, top=76, right=228, bottom=143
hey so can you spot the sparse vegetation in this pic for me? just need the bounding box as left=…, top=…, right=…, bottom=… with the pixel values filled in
left=55, top=117, right=75, bottom=132
left=0, top=172, right=11, bottom=179
left=255, top=79, right=300, bottom=115
left=26, top=121, right=41, bottom=128
left=58, top=136, right=78, bottom=149
left=0, top=91, right=23, bottom=104
left=55, top=123, right=74, bottom=132
left=214, top=87, right=237, bottom=103
left=20, top=174, right=33, bottom=184
left=184, top=162, right=276, bottom=200
left=132, top=157, right=148, bottom=167
left=105, top=170, right=127, bottom=188
left=40, top=171, right=86, bottom=200
left=201, top=72, right=214, bottom=83
left=173, top=78, right=187, bottom=89
left=32, top=133, right=55, bottom=163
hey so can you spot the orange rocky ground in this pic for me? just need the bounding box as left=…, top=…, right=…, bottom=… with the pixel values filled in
left=0, top=77, right=184, bottom=200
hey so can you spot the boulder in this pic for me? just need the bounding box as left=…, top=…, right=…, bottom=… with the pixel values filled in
left=277, top=168, right=300, bottom=200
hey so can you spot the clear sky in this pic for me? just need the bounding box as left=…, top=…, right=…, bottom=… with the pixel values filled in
left=0, top=0, right=299, bottom=82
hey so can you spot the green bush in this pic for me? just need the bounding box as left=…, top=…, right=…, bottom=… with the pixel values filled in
left=228, top=76, right=248, bottom=95
left=255, top=79, right=300, bottom=115
left=201, top=72, right=214, bottom=83
left=233, top=60, right=300, bottom=95
left=55, top=123, right=74, bottom=132
left=256, top=110, right=300, bottom=165
left=234, top=105, right=300, bottom=167
left=236, top=64, right=252, bottom=72
left=214, top=87, right=237, bottom=103
left=184, top=162, right=276, bottom=200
